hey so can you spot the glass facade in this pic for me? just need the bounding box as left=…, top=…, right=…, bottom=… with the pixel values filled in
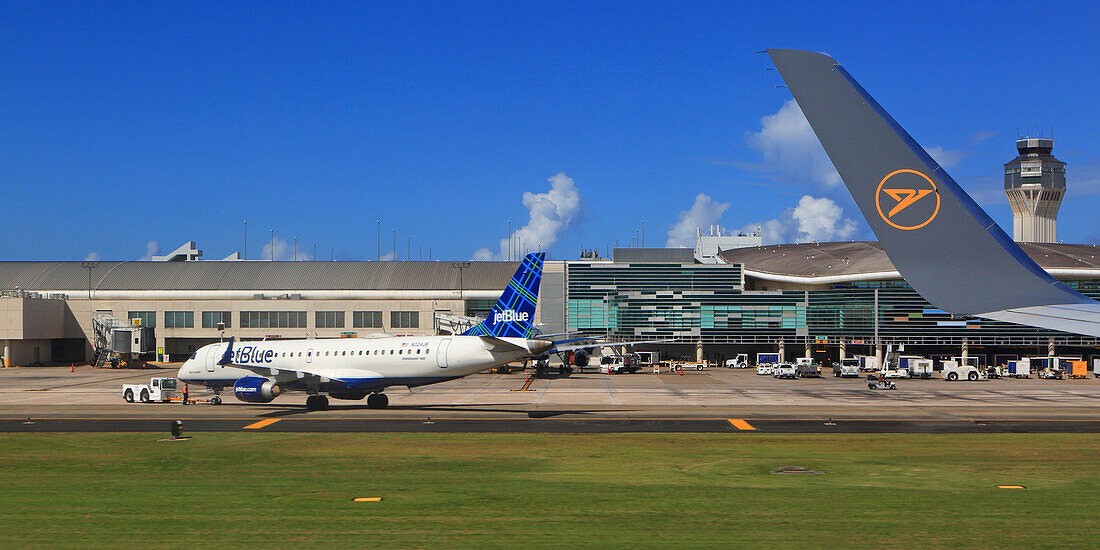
left=201, top=311, right=231, bottom=329
left=353, top=311, right=383, bottom=328
left=164, top=311, right=194, bottom=328
left=564, top=261, right=1100, bottom=346
left=128, top=311, right=156, bottom=328
left=240, top=311, right=307, bottom=329
left=316, top=311, right=345, bottom=329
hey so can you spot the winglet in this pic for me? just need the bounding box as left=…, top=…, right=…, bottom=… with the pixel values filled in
left=217, top=337, right=235, bottom=365
left=766, top=49, right=1093, bottom=319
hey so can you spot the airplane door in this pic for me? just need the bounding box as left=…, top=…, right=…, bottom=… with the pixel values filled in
left=306, top=348, right=314, bottom=363
left=205, top=346, right=215, bottom=372
left=436, top=339, right=451, bottom=368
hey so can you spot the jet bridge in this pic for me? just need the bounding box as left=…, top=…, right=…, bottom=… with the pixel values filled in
left=91, top=310, right=154, bottom=367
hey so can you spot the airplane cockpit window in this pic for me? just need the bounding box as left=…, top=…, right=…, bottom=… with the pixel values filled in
left=189, top=352, right=197, bottom=360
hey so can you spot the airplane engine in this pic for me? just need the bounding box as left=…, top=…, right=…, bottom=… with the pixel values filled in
left=233, top=376, right=283, bottom=403
left=572, top=349, right=590, bottom=367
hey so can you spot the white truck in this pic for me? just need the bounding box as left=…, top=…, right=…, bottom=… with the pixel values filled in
left=941, top=360, right=986, bottom=382
left=856, top=355, right=880, bottom=372
left=724, top=354, right=750, bottom=368
left=123, top=377, right=178, bottom=403
left=833, top=358, right=860, bottom=377
left=773, top=363, right=798, bottom=379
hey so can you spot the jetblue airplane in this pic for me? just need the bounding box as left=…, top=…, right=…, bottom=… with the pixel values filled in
left=178, top=253, right=551, bottom=410
left=766, top=49, right=1100, bottom=338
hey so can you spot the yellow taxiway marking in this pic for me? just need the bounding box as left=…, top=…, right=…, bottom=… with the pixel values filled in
left=996, top=485, right=1027, bottom=489
left=353, top=497, right=383, bottom=502
left=727, top=418, right=756, bottom=431
left=243, top=418, right=281, bottom=429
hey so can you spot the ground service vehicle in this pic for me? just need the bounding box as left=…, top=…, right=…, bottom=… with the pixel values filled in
left=941, top=360, right=986, bottom=381
left=833, top=358, right=860, bottom=377
left=756, top=364, right=774, bottom=375
left=796, top=362, right=822, bottom=377
left=1038, top=367, right=1064, bottom=380
left=123, top=377, right=177, bottom=403
left=773, top=363, right=797, bottom=379
left=857, top=356, right=879, bottom=372
left=724, top=354, right=749, bottom=368
left=907, top=359, right=934, bottom=379
left=599, top=355, right=641, bottom=374
left=867, top=375, right=896, bottom=390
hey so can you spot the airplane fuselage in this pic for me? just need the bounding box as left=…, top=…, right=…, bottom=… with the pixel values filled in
left=178, top=335, right=537, bottom=397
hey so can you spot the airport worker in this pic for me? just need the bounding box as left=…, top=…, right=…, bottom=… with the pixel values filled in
left=182, top=384, right=189, bottom=405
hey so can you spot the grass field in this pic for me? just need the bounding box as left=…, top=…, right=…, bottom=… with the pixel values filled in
left=2, top=432, right=1099, bottom=548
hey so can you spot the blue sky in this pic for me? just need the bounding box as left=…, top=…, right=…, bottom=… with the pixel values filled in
left=3, top=1, right=1100, bottom=262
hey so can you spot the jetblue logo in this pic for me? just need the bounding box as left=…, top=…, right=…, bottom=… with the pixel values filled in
left=232, top=346, right=275, bottom=364
left=494, top=309, right=529, bottom=324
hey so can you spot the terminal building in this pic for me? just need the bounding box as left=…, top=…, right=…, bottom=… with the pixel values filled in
left=2, top=137, right=1096, bottom=368
left=3, top=240, right=1100, bottom=368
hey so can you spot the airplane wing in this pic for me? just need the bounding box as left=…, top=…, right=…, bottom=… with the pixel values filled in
left=766, top=49, right=1100, bottom=337
left=550, top=339, right=667, bottom=353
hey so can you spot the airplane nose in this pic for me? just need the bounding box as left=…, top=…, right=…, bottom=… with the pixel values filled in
left=527, top=339, right=553, bottom=355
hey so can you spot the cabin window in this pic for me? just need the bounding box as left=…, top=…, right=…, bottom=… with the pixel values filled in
left=307, top=351, right=312, bottom=357
left=399, top=349, right=403, bottom=355
left=416, top=349, right=421, bottom=354
left=325, top=351, right=329, bottom=356
left=342, top=351, right=347, bottom=356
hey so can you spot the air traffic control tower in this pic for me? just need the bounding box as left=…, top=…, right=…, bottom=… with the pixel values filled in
left=1004, top=137, right=1066, bottom=243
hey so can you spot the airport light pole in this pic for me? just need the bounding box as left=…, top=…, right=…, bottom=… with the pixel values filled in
left=81, top=261, right=98, bottom=299
left=452, top=262, right=471, bottom=303
left=243, top=221, right=247, bottom=260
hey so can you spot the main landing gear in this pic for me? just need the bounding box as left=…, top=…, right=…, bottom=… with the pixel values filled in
left=306, top=394, right=329, bottom=411
left=366, top=393, right=389, bottom=409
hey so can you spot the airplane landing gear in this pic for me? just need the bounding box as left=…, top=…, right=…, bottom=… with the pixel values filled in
left=306, top=395, right=329, bottom=411
left=210, top=389, right=222, bottom=405
left=366, top=393, right=389, bottom=409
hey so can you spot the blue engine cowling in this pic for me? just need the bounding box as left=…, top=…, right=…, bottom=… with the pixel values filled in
left=234, top=376, right=283, bottom=403
left=572, top=349, right=590, bottom=367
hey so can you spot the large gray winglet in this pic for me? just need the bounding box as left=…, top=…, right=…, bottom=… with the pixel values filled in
left=766, top=49, right=1100, bottom=336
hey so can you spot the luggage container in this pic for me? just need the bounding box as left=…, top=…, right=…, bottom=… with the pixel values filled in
left=1068, top=360, right=1088, bottom=379
left=1007, top=359, right=1031, bottom=378
left=756, top=352, right=780, bottom=366
left=907, top=359, right=934, bottom=379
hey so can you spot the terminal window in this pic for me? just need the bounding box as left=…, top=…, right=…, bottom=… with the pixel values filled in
left=164, top=311, right=194, bottom=328
left=391, top=311, right=419, bottom=328
left=353, top=310, right=383, bottom=328
left=128, top=311, right=156, bottom=328
left=201, top=311, right=232, bottom=329
left=240, top=311, right=307, bottom=328
left=316, top=311, right=345, bottom=329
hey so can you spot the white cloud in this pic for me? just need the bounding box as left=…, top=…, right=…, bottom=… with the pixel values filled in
left=924, top=145, right=963, bottom=169
left=138, top=241, right=159, bottom=261
left=84, top=252, right=101, bottom=261
left=746, top=99, right=841, bottom=189
left=473, top=172, right=582, bottom=260
left=745, top=195, right=857, bottom=245
left=379, top=251, right=395, bottom=261
left=665, top=193, right=730, bottom=248
left=261, top=237, right=313, bottom=261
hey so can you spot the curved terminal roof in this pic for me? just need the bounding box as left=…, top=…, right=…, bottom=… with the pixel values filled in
left=721, top=241, right=1100, bottom=283
left=0, top=261, right=520, bottom=291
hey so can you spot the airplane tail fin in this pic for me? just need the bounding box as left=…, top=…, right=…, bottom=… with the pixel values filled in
left=463, top=253, right=544, bottom=338
left=766, top=49, right=1098, bottom=334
